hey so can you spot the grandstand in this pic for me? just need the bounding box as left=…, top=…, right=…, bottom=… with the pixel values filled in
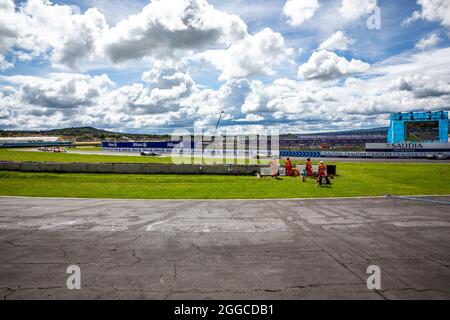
left=280, top=133, right=386, bottom=149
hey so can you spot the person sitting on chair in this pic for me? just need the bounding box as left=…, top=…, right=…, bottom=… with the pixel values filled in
left=316, top=161, right=331, bottom=187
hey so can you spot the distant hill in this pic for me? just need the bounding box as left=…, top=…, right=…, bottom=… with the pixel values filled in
left=0, top=127, right=170, bottom=142
left=1, top=126, right=114, bottom=135
left=43, top=126, right=115, bottom=136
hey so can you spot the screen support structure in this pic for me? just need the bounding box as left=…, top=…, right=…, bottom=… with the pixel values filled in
left=387, top=111, right=448, bottom=144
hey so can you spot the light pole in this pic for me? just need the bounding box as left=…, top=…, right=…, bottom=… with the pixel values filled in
left=212, top=111, right=224, bottom=157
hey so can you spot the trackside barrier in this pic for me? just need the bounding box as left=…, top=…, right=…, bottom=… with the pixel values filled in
left=0, top=161, right=262, bottom=176
left=281, top=150, right=450, bottom=159
left=279, top=151, right=321, bottom=158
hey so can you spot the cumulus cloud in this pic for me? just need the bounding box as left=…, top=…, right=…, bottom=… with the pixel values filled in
left=415, top=33, right=440, bottom=50
left=198, top=28, right=292, bottom=81
left=2, top=73, right=113, bottom=109
left=403, top=0, right=450, bottom=29
left=339, top=0, right=378, bottom=20
left=389, top=74, right=450, bottom=98
left=50, top=8, right=108, bottom=69
left=1, top=0, right=248, bottom=69
left=283, top=0, right=320, bottom=27
left=184, top=78, right=252, bottom=126
left=0, top=0, right=19, bottom=69
left=2, top=47, right=450, bottom=133
left=0, top=0, right=110, bottom=70
left=241, top=79, right=308, bottom=115
left=237, top=65, right=449, bottom=132
left=101, top=76, right=253, bottom=132
left=298, top=50, right=370, bottom=81
left=318, top=31, right=355, bottom=51
left=110, top=65, right=195, bottom=115
left=98, top=0, right=247, bottom=62
left=2, top=0, right=450, bottom=133
left=239, top=78, right=375, bottom=131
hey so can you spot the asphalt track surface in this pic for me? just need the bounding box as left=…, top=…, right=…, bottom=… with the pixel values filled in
left=1, top=196, right=450, bottom=300
left=17, top=148, right=450, bottom=162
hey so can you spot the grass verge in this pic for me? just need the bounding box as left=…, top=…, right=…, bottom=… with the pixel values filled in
left=0, top=149, right=271, bottom=165
left=0, top=162, right=449, bottom=199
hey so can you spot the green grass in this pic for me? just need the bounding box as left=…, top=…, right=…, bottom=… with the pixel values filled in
left=72, top=146, right=102, bottom=151
left=0, top=149, right=270, bottom=165
left=0, top=163, right=449, bottom=199
left=0, top=148, right=174, bottom=163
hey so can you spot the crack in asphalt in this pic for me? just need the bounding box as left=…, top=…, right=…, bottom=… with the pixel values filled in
left=159, top=282, right=369, bottom=298
left=1, top=197, right=449, bottom=299
left=4, top=239, right=26, bottom=247
left=130, top=249, right=142, bottom=265
left=269, top=202, right=388, bottom=300
left=380, top=287, right=450, bottom=295
left=4, top=284, right=448, bottom=300
left=2, top=285, right=66, bottom=300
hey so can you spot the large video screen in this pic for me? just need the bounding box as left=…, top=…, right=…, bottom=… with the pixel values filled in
left=405, top=121, right=439, bottom=142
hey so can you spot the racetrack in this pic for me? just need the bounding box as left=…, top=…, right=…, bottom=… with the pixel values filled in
left=290, top=157, right=450, bottom=163
left=11, top=148, right=450, bottom=163
left=1, top=196, right=449, bottom=299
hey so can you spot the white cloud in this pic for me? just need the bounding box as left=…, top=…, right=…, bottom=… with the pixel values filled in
left=388, top=74, right=450, bottom=98
left=0, top=0, right=19, bottom=69
left=184, top=78, right=251, bottom=124
left=283, top=0, right=320, bottom=27
left=85, top=0, right=146, bottom=25
left=236, top=48, right=450, bottom=130
left=98, top=0, right=247, bottom=62
left=318, top=31, right=355, bottom=51
left=101, top=76, right=253, bottom=132
left=198, top=28, right=292, bottom=81
left=298, top=50, right=370, bottom=81
left=2, top=73, right=113, bottom=109
left=339, top=0, right=377, bottom=20
left=415, top=33, right=440, bottom=50
left=403, top=0, right=450, bottom=29
left=1, top=0, right=249, bottom=70
left=2, top=47, right=450, bottom=133
left=0, top=0, right=14, bottom=14
left=374, top=46, right=450, bottom=77
left=1, top=0, right=450, bottom=133
left=240, top=78, right=378, bottom=131
left=110, top=64, right=195, bottom=115
left=212, top=0, right=281, bottom=27
left=50, top=8, right=108, bottom=69
left=0, top=72, right=114, bottom=130
left=0, top=0, right=110, bottom=70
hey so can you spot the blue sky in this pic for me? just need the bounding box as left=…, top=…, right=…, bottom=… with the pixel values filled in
left=1, top=0, right=450, bottom=134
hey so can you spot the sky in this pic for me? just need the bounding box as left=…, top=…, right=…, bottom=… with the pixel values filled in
left=0, top=0, right=450, bottom=134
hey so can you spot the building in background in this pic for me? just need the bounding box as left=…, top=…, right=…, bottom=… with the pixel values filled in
left=0, top=137, right=72, bottom=148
